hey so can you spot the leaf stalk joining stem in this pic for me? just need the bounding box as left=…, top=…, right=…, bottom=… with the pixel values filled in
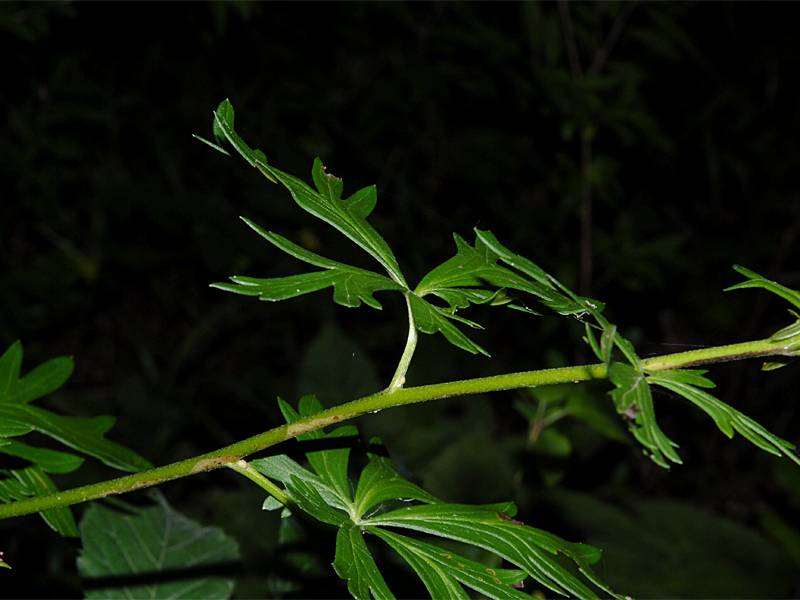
left=0, top=334, right=796, bottom=522
left=227, top=459, right=289, bottom=506
left=388, top=293, right=419, bottom=389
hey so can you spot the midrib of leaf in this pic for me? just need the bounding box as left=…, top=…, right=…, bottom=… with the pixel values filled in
left=365, top=509, right=598, bottom=598
left=250, top=162, right=408, bottom=288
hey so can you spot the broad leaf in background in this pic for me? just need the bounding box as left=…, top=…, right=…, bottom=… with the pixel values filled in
left=252, top=396, right=615, bottom=599
left=648, top=369, right=800, bottom=466
left=0, top=341, right=150, bottom=535
left=542, top=489, right=796, bottom=598
left=77, top=494, right=240, bottom=599
left=297, top=321, right=381, bottom=404
left=515, top=384, right=629, bottom=486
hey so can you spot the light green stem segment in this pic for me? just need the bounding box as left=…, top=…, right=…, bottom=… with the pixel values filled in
left=226, top=459, right=290, bottom=506
left=0, top=335, right=794, bottom=522
left=388, top=293, right=418, bottom=389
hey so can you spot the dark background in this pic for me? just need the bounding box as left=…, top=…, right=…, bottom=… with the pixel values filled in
left=2, top=2, right=800, bottom=597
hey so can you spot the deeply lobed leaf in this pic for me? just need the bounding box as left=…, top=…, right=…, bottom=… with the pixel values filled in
left=0, top=341, right=150, bottom=536
left=211, top=99, right=405, bottom=285
left=252, top=396, right=614, bottom=599
left=649, top=370, right=800, bottom=466
left=608, top=362, right=681, bottom=468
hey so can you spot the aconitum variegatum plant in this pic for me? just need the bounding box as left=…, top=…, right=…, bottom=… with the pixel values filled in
left=1, top=100, right=799, bottom=599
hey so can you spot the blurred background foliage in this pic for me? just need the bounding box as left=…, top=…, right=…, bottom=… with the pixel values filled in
left=1, top=1, right=800, bottom=597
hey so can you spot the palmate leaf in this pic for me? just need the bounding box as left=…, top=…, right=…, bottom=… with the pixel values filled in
left=203, top=100, right=593, bottom=358
left=251, top=396, right=614, bottom=600
left=77, top=494, right=240, bottom=599
left=648, top=369, right=800, bottom=466
left=0, top=341, right=150, bottom=535
left=210, top=99, right=405, bottom=285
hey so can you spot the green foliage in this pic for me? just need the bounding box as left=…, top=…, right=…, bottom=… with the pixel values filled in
left=192, top=102, right=800, bottom=596
left=0, top=341, right=150, bottom=535
left=4, top=87, right=800, bottom=598
left=77, top=494, right=240, bottom=599
left=212, top=218, right=404, bottom=309
left=648, top=369, right=800, bottom=466
left=200, top=99, right=596, bottom=357
left=252, top=395, right=614, bottom=599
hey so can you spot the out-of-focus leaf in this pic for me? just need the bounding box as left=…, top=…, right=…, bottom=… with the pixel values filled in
left=759, top=508, right=800, bottom=565
left=77, top=495, right=240, bottom=599
left=563, top=391, right=629, bottom=443
left=534, top=428, right=572, bottom=457
left=297, top=322, right=381, bottom=405
left=545, top=490, right=795, bottom=598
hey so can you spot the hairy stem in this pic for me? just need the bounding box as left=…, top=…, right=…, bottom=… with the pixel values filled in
left=0, top=335, right=795, bottom=521
left=388, top=293, right=418, bottom=389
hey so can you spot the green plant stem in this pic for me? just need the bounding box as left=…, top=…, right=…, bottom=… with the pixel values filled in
left=0, top=334, right=795, bottom=522
left=227, top=459, right=289, bottom=506
left=388, top=293, right=418, bottom=389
